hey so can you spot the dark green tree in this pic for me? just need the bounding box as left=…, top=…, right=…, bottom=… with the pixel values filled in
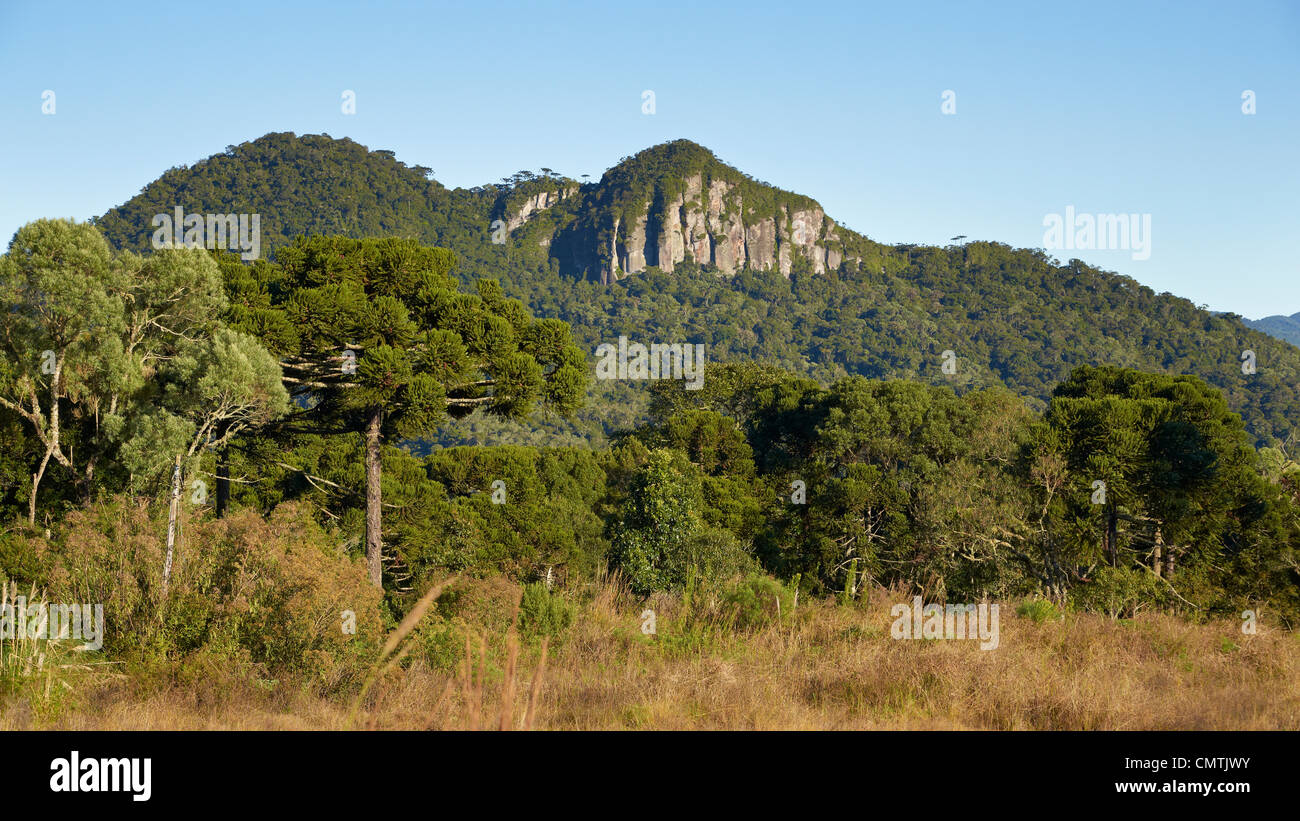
left=258, top=236, right=586, bottom=588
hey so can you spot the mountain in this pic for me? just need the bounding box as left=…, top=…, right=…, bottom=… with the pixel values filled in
left=1246, top=312, right=1300, bottom=347
left=94, top=134, right=865, bottom=283
left=545, top=139, right=858, bottom=283
left=93, top=132, right=1300, bottom=446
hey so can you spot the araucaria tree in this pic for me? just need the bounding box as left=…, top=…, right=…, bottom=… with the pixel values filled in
left=264, top=236, right=586, bottom=588
left=1041, top=366, right=1264, bottom=580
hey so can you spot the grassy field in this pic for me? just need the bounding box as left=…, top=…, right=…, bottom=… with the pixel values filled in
left=3, top=577, right=1297, bottom=731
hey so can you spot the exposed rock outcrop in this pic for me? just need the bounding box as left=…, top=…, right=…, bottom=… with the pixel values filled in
left=505, top=185, right=578, bottom=231
left=585, top=175, right=848, bottom=282
left=525, top=140, right=863, bottom=284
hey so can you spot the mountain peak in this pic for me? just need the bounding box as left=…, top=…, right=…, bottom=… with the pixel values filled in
left=604, top=139, right=721, bottom=180
left=547, top=139, right=843, bottom=283
left=598, top=139, right=807, bottom=205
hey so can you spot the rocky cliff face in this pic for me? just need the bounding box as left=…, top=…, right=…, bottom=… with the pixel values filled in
left=502, top=141, right=861, bottom=284
left=505, top=185, right=578, bottom=232
left=602, top=175, right=842, bottom=281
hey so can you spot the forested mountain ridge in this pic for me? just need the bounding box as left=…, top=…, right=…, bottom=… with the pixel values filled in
left=1245, top=312, right=1300, bottom=347
left=92, top=132, right=1300, bottom=446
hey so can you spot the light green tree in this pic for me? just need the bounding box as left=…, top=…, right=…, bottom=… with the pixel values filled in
left=610, top=449, right=703, bottom=595
left=0, top=219, right=129, bottom=522
left=0, top=220, right=288, bottom=534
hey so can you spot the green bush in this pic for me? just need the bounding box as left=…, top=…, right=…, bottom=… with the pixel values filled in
left=518, top=582, right=574, bottom=643
left=40, top=497, right=383, bottom=671
left=721, top=573, right=794, bottom=630
left=609, top=451, right=703, bottom=595
left=1069, top=566, right=1167, bottom=619
left=1016, top=598, right=1063, bottom=623
left=0, top=531, right=50, bottom=589
left=688, top=527, right=755, bottom=585
left=415, top=622, right=463, bottom=673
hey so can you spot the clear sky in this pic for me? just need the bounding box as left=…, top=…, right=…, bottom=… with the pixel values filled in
left=1, top=0, right=1296, bottom=318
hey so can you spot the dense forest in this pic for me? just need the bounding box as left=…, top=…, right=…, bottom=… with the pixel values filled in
left=93, top=133, right=1300, bottom=450
left=1, top=219, right=1298, bottom=651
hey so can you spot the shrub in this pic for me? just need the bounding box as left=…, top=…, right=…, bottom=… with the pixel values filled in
left=40, top=497, right=383, bottom=673
left=1069, top=565, right=1167, bottom=619
left=0, top=531, right=50, bottom=589
left=414, top=622, right=463, bottom=673
left=609, top=450, right=702, bottom=595
left=721, top=573, right=794, bottom=630
left=183, top=504, right=384, bottom=672
left=687, top=527, right=755, bottom=585
left=0, top=580, right=87, bottom=719
left=43, top=498, right=167, bottom=655
left=518, top=582, right=574, bottom=643
left=1016, top=598, right=1063, bottom=623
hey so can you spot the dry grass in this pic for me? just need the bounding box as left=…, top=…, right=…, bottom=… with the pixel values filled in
left=3, top=580, right=1297, bottom=730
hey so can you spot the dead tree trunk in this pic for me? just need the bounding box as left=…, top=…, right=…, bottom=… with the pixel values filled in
left=365, top=405, right=384, bottom=588
left=215, top=448, right=230, bottom=518
left=28, top=447, right=53, bottom=526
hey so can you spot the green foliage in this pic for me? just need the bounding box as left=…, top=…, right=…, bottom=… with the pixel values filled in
left=417, top=445, right=607, bottom=583
left=1068, top=566, right=1169, bottom=619
left=685, top=527, right=755, bottom=586
left=38, top=498, right=382, bottom=674
left=204, top=233, right=590, bottom=591
left=87, top=132, right=1300, bottom=451
left=0, top=220, right=288, bottom=520
left=841, top=558, right=859, bottom=605
left=0, top=581, right=86, bottom=716
left=413, top=622, right=463, bottom=673
left=517, top=582, right=574, bottom=643
left=0, top=135, right=1296, bottom=671
left=1016, top=598, right=1063, bottom=623
left=94, top=133, right=451, bottom=255
left=609, top=450, right=703, bottom=595
left=1025, top=366, right=1286, bottom=616
left=721, top=573, right=795, bottom=630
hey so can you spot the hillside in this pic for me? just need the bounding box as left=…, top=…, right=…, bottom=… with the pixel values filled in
left=93, top=132, right=1300, bottom=445
left=1246, top=312, right=1300, bottom=347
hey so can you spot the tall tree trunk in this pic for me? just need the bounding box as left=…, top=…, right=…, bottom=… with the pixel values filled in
left=215, top=448, right=230, bottom=518
left=1152, top=527, right=1163, bottom=577
left=365, top=405, right=384, bottom=588
left=162, top=456, right=182, bottom=598
left=1100, top=511, right=1109, bottom=566
left=1105, top=505, right=1118, bottom=567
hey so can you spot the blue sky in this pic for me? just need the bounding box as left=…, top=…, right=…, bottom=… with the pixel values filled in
left=1, top=0, right=1296, bottom=318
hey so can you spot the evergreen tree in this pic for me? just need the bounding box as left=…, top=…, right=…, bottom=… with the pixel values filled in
left=260, top=235, right=586, bottom=587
